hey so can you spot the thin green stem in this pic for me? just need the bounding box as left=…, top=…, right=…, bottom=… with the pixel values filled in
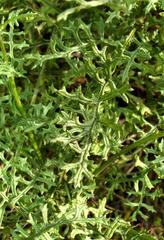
left=0, top=36, right=8, bottom=63
left=96, top=129, right=164, bottom=176
left=9, top=76, right=26, bottom=117
left=0, top=35, right=42, bottom=161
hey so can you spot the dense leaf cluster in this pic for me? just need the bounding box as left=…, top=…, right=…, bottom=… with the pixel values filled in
left=0, top=0, right=164, bottom=239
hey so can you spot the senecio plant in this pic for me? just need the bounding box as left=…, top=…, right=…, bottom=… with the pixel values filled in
left=0, top=0, right=164, bottom=239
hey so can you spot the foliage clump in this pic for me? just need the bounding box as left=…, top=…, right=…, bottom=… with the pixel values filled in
left=0, top=0, right=164, bottom=239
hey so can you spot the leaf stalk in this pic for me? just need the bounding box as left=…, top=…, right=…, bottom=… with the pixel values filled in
left=0, top=35, right=42, bottom=161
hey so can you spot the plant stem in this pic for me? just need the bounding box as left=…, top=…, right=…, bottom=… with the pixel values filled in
left=96, top=129, right=164, bottom=176
left=0, top=36, right=42, bottom=161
